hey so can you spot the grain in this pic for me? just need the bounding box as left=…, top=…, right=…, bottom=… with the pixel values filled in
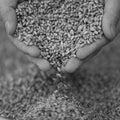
left=22, top=90, right=82, bottom=120
left=14, top=0, right=104, bottom=70
left=1, top=65, right=120, bottom=120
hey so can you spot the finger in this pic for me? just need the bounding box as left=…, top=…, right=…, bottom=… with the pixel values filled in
left=9, top=35, right=41, bottom=57
left=27, top=55, right=51, bottom=71
left=63, top=48, right=100, bottom=73
left=103, top=0, right=120, bottom=40
left=0, top=7, right=17, bottom=35
left=0, top=0, right=17, bottom=8
left=63, top=36, right=108, bottom=73
left=76, top=36, right=108, bottom=60
left=62, top=57, right=82, bottom=73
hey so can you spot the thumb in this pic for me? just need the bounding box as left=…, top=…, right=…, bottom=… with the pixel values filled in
left=1, top=7, right=17, bottom=35
left=103, top=0, right=120, bottom=41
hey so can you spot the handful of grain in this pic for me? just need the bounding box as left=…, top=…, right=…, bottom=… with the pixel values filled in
left=14, top=0, right=104, bottom=70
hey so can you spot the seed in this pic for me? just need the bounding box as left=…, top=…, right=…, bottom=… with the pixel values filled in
left=14, top=0, right=104, bottom=71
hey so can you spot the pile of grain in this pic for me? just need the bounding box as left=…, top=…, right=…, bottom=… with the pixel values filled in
left=0, top=65, right=86, bottom=120
left=1, top=68, right=120, bottom=120
left=22, top=90, right=82, bottom=120
left=14, top=0, right=104, bottom=70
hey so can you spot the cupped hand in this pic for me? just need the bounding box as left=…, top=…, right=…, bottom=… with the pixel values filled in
left=63, top=0, right=120, bottom=73
left=0, top=0, right=51, bottom=71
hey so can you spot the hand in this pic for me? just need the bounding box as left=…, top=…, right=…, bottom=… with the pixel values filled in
left=0, top=0, right=51, bottom=71
left=63, top=0, right=120, bottom=73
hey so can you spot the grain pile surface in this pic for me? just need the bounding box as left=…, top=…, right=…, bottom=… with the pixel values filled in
left=15, top=0, right=104, bottom=70
left=1, top=67, right=120, bottom=120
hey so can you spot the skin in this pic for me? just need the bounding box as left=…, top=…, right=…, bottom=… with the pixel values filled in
left=0, top=0, right=120, bottom=74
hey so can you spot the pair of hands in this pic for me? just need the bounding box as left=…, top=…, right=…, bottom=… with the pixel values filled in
left=0, top=0, right=120, bottom=73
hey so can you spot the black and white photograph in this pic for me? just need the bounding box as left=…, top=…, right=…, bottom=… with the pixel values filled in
left=0, top=0, right=120, bottom=119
